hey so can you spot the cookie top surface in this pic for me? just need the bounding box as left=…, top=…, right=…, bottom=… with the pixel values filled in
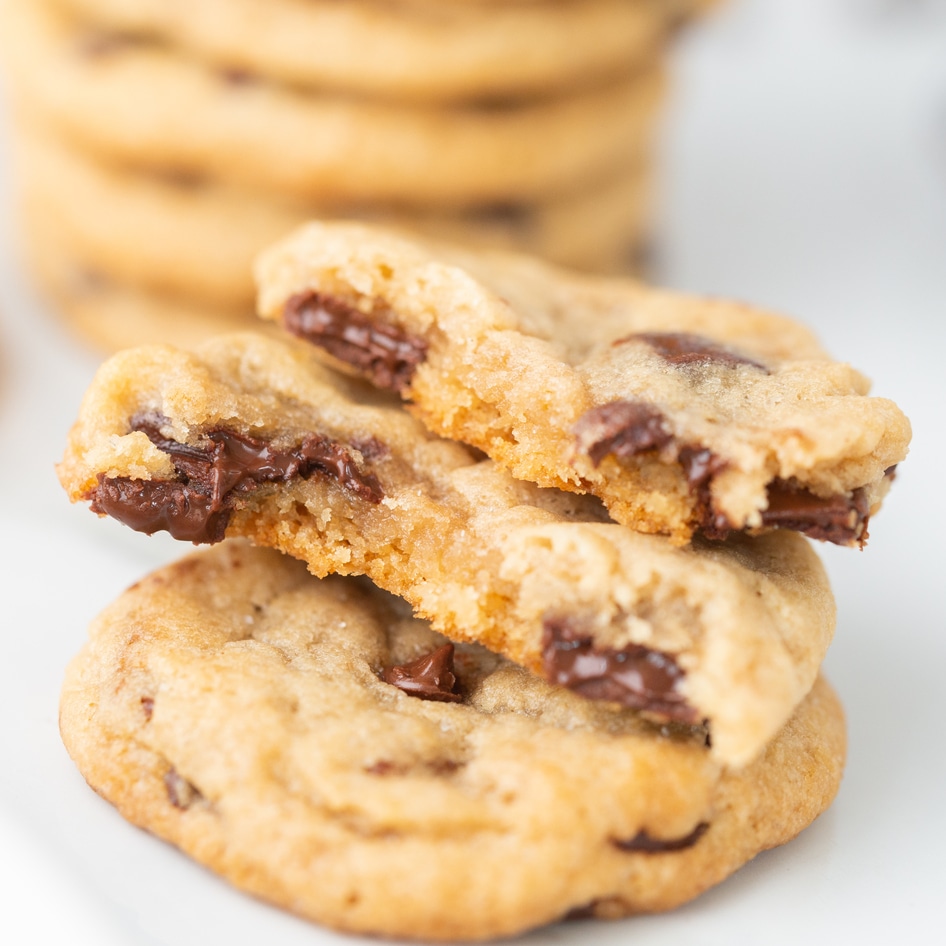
left=2, top=0, right=663, bottom=205
left=59, top=332, right=836, bottom=767
left=60, top=542, right=845, bottom=941
left=47, top=0, right=670, bottom=103
left=256, top=221, right=911, bottom=546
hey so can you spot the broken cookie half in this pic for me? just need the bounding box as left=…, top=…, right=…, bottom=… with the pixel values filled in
left=59, top=333, right=835, bottom=767
left=255, top=221, right=910, bottom=546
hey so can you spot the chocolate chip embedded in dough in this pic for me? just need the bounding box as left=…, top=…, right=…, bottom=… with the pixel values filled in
left=612, top=821, right=709, bottom=853
left=622, top=331, right=769, bottom=372
left=164, top=768, right=203, bottom=810
left=760, top=482, right=870, bottom=546
left=573, top=400, right=673, bottom=467
left=90, top=474, right=228, bottom=544
left=677, top=446, right=732, bottom=540
left=88, top=420, right=384, bottom=544
left=541, top=619, right=697, bottom=723
left=283, top=292, right=428, bottom=394
left=382, top=643, right=463, bottom=703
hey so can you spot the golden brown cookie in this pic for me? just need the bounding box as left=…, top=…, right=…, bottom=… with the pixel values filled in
left=58, top=332, right=836, bottom=767
left=256, top=222, right=911, bottom=546
left=60, top=541, right=846, bottom=942
left=1, top=0, right=664, bottom=206
left=46, top=0, right=672, bottom=103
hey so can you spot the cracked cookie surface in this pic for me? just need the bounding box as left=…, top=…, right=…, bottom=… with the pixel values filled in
left=59, top=332, right=836, bottom=766
left=256, top=221, right=911, bottom=546
left=59, top=542, right=845, bottom=942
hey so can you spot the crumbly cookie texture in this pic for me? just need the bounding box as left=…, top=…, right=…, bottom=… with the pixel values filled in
left=60, top=542, right=846, bottom=942
left=59, top=333, right=836, bottom=767
left=46, top=0, right=670, bottom=103
left=1, top=0, right=663, bottom=206
left=16, top=127, right=651, bottom=311
left=256, top=221, right=911, bottom=546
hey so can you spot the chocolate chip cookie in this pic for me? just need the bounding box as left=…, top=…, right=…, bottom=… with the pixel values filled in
left=256, top=222, right=911, bottom=546
left=58, top=332, right=836, bottom=766
left=59, top=541, right=845, bottom=941
left=17, top=127, right=651, bottom=312
left=46, top=0, right=670, bottom=103
left=3, top=0, right=663, bottom=206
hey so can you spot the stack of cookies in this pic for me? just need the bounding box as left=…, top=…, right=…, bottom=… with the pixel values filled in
left=55, top=223, right=910, bottom=941
left=0, top=0, right=718, bottom=352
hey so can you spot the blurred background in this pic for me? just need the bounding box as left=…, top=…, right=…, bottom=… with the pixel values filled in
left=1, top=0, right=944, bottom=943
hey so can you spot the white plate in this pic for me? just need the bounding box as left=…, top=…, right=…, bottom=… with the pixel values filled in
left=1, top=1, right=944, bottom=942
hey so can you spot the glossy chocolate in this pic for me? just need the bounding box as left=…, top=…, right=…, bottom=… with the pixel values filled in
left=88, top=419, right=383, bottom=544
left=623, top=331, right=768, bottom=372
left=759, top=482, right=869, bottom=545
left=574, top=402, right=868, bottom=545
left=283, top=291, right=428, bottom=393
left=541, top=620, right=696, bottom=723
left=90, top=475, right=229, bottom=544
left=382, top=643, right=463, bottom=703
left=573, top=400, right=673, bottom=467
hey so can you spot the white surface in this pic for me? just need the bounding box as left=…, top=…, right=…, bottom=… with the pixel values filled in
left=1, top=0, right=944, bottom=942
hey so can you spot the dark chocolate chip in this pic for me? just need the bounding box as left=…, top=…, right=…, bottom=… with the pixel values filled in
left=88, top=420, right=383, bottom=544
left=164, top=768, right=202, bottom=810
left=541, top=619, right=697, bottom=723
left=573, top=400, right=673, bottom=467
left=140, top=696, right=155, bottom=721
left=90, top=475, right=229, bottom=544
left=759, top=481, right=870, bottom=546
left=382, top=643, right=463, bottom=702
left=619, top=332, right=769, bottom=372
left=677, top=446, right=732, bottom=540
left=612, top=821, right=709, bottom=853
left=282, top=292, right=428, bottom=394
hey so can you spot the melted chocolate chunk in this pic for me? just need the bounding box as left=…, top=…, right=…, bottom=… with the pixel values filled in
left=613, top=821, right=709, bottom=853
left=541, top=620, right=696, bottom=723
left=382, top=643, right=462, bottom=702
left=90, top=476, right=228, bottom=544
left=164, top=768, right=202, bottom=810
left=140, top=696, right=155, bottom=721
left=88, top=419, right=383, bottom=544
left=760, top=482, right=870, bottom=546
left=283, top=292, right=428, bottom=393
left=678, top=446, right=732, bottom=540
left=574, top=400, right=673, bottom=467
left=573, top=396, right=869, bottom=544
left=621, top=332, right=768, bottom=372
